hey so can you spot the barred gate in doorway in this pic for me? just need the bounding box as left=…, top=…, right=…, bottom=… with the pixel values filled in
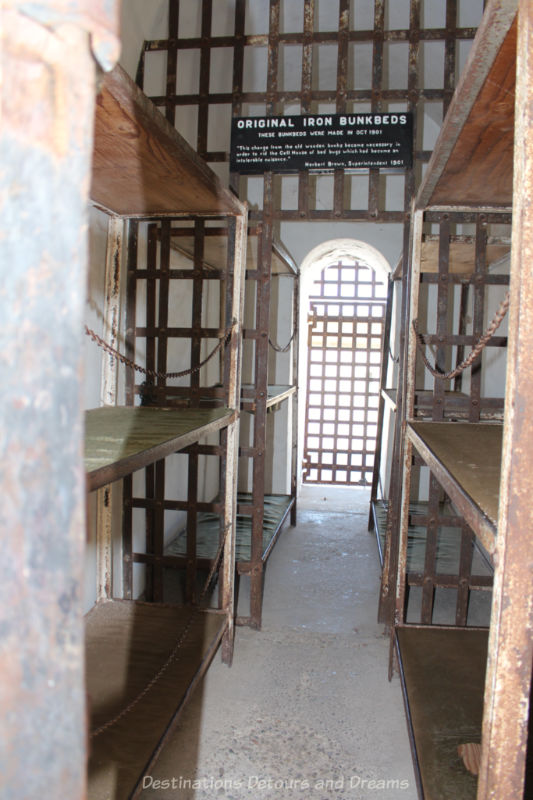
left=302, top=261, right=387, bottom=486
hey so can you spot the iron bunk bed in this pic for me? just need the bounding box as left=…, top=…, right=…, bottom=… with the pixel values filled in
left=377, top=2, right=533, bottom=798
left=131, top=227, right=300, bottom=630
left=85, top=63, right=247, bottom=799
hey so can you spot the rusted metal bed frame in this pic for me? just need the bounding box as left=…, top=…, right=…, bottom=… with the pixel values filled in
left=374, top=215, right=510, bottom=631
left=123, top=220, right=299, bottom=630
left=84, top=63, right=248, bottom=798
left=384, top=3, right=533, bottom=798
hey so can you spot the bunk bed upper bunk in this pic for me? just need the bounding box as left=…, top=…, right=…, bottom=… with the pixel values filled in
left=90, top=63, right=244, bottom=218
left=85, top=405, right=236, bottom=491
left=415, top=1, right=516, bottom=211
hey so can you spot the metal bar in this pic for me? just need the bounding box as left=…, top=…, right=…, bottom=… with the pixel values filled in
left=141, top=223, right=158, bottom=600
left=433, top=215, right=450, bottom=420
left=96, top=216, right=124, bottom=602
left=397, top=207, right=423, bottom=622
left=368, top=0, right=384, bottom=218
left=144, top=223, right=158, bottom=400
left=443, top=0, right=458, bottom=116
left=478, top=3, right=533, bottom=795
left=369, top=277, right=394, bottom=529
left=125, top=220, right=139, bottom=407
left=123, top=475, right=133, bottom=599
left=144, top=26, right=480, bottom=52
left=153, top=220, right=171, bottom=600
left=229, top=0, right=246, bottom=196
left=123, top=221, right=139, bottom=599
left=456, top=521, right=475, bottom=626
left=298, top=0, right=314, bottom=217
left=453, top=282, right=470, bottom=393
left=379, top=208, right=423, bottom=625
left=249, top=205, right=273, bottom=629
left=290, top=271, right=300, bottom=525
left=333, top=0, right=350, bottom=216
left=197, top=0, right=213, bottom=157
left=220, top=210, right=247, bottom=660
left=144, top=462, right=156, bottom=601
left=165, top=0, right=179, bottom=123
left=420, top=475, right=440, bottom=624
left=0, top=10, right=111, bottom=797
left=469, top=215, right=487, bottom=422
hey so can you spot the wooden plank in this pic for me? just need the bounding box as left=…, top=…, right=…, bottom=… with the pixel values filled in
left=169, top=232, right=297, bottom=275
left=397, top=627, right=488, bottom=800
left=86, top=600, right=226, bottom=800
left=408, top=422, right=502, bottom=554
left=416, top=1, right=517, bottom=209
left=85, top=406, right=235, bottom=490
left=91, top=64, right=244, bottom=217
left=421, top=241, right=510, bottom=274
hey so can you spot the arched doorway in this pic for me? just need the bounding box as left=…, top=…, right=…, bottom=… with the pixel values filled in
left=298, top=240, right=391, bottom=490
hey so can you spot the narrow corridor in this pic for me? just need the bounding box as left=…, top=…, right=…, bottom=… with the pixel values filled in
left=140, top=486, right=416, bottom=800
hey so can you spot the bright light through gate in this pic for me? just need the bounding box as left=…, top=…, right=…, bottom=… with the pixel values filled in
left=303, top=260, right=387, bottom=486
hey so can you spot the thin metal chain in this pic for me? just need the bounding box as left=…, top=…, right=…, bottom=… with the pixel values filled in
left=90, top=522, right=231, bottom=739
left=389, top=347, right=400, bottom=364
left=269, top=329, right=296, bottom=353
left=413, top=291, right=510, bottom=380
left=85, top=322, right=235, bottom=381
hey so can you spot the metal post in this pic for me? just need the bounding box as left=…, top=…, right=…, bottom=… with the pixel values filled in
left=478, top=2, right=533, bottom=795
left=96, top=216, right=124, bottom=601
left=0, top=4, right=119, bottom=797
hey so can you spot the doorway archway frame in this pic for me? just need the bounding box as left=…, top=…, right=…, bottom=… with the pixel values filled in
left=297, top=239, right=392, bottom=494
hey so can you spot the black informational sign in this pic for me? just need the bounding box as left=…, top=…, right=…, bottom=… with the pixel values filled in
left=230, top=113, right=413, bottom=174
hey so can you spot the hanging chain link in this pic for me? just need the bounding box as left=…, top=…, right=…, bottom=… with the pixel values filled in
left=268, top=328, right=296, bottom=353
left=413, top=291, right=510, bottom=380
left=389, top=346, right=400, bottom=364
left=90, top=521, right=232, bottom=739
left=85, top=322, right=236, bottom=381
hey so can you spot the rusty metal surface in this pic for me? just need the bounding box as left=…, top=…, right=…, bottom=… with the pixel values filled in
left=478, top=2, right=533, bottom=796
left=381, top=207, right=509, bottom=627
left=378, top=209, right=423, bottom=626
left=290, top=271, right=300, bottom=526
left=0, top=6, right=120, bottom=797
left=96, top=217, right=124, bottom=602
left=369, top=277, right=395, bottom=530
left=7, top=0, right=121, bottom=69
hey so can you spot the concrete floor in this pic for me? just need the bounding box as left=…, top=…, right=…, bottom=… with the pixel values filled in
left=140, top=486, right=417, bottom=799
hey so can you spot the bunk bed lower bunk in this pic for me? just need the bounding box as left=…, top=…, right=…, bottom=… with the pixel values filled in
left=165, top=492, right=294, bottom=569
left=162, top=384, right=298, bottom=627
left=85, top=406, right=238, bottom=799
